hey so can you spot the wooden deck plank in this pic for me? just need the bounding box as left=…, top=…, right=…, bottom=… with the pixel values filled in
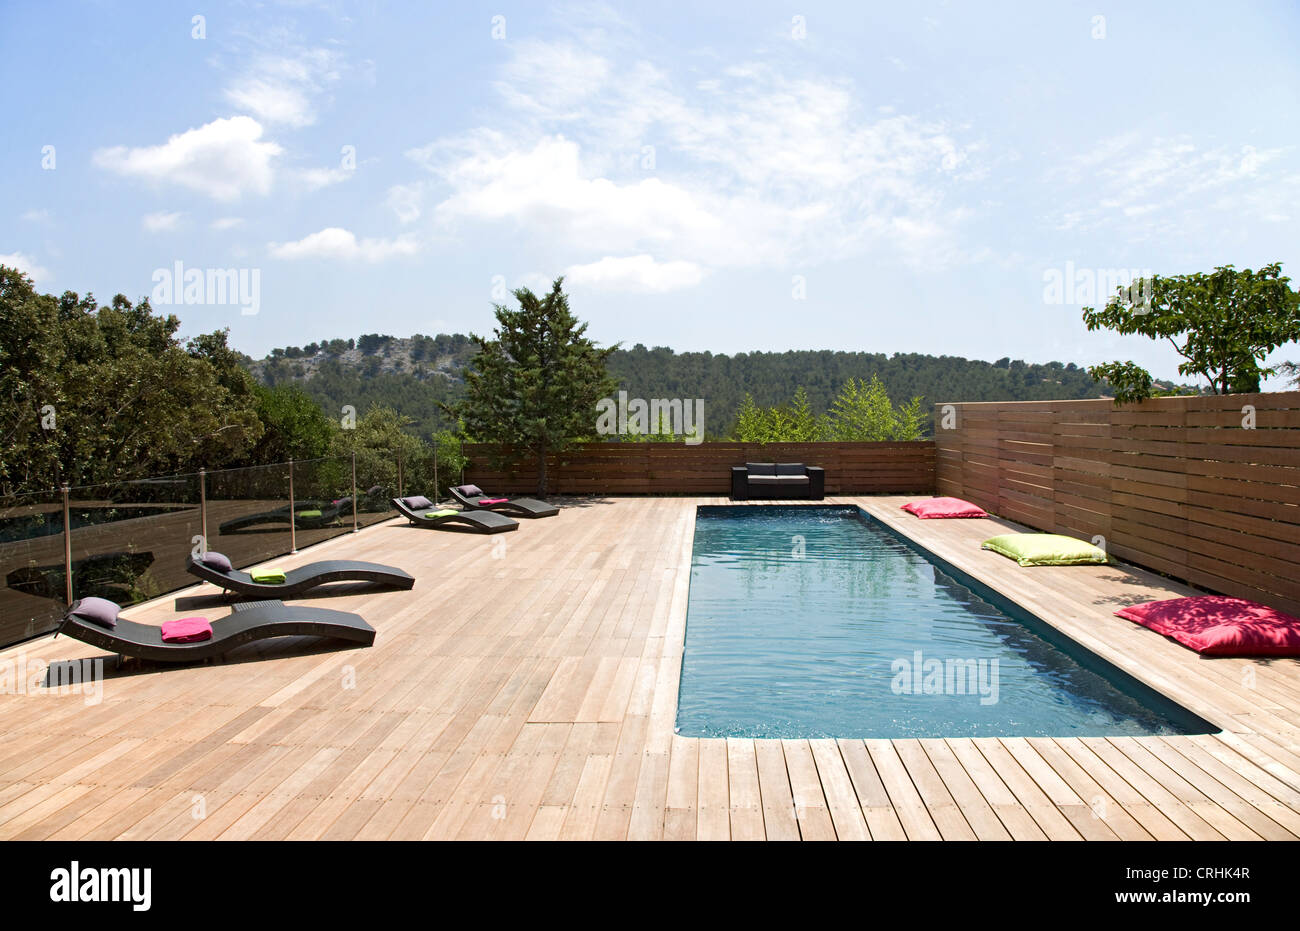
left=1, top=496, right=1297, bottom=840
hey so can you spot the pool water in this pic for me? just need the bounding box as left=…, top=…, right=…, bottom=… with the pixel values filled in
left=675, top=506, right=1213, bottom=739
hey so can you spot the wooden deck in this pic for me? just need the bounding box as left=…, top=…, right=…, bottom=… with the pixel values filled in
left=1, top=496, right=1298, bottom=841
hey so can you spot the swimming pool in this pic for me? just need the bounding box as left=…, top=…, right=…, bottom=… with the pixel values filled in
left=675, top=506, right=1213, bottom=739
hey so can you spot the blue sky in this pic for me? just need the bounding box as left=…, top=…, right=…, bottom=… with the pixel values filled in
left=4, top=0, right=1298, bottom=385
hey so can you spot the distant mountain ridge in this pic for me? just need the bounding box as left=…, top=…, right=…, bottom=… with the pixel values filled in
left=242, top=333, right=1193, bottom=439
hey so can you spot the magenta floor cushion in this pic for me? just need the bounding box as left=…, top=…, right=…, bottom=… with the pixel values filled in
left=900, top=496, right=989, bottom=519
left=160, top=617, right=214, bottom=644
left=1115, top=595, right=1300, bottom=656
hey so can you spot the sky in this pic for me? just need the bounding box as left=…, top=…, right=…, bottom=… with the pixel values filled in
left=3, top=0, right=1299, bottom=386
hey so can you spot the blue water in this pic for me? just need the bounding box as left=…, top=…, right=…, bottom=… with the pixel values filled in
left=676, top=506, right=1212, bottom=739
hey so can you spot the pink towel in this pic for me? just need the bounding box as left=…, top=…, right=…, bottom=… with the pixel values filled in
left=161, top=617, right=213, bottom=643
left=478, top=497, right=509, bottom=504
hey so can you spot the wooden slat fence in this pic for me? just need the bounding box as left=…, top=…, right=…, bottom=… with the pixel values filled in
left=934, top=392, right=1300, bottom=615
left=464, top=441, right=936, bottom=496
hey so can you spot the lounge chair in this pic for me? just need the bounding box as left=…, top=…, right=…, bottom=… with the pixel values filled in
left=186, top=553, right=415, bottom=598
left=448, top=484, right=558, bottom=518
left=57, top=599, right=375, bottom=664
left=391, top=496, right=518, bottom=533
left=217, top=497, right=353, bottom=535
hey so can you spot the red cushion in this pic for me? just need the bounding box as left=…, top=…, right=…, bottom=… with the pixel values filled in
left=160, top=617, right=213, bottom=644
left=900, top=497, right=989, bottom=519
left=478, top=497, right=509, bottom=505
left=1114, top=596, right=1300, bottom=656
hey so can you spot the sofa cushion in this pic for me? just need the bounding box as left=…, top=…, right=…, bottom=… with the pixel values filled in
left=747, top=475, right=782, bottom=484
left=775, top=462, right=806, bottom=475
left=774, top=475, right=810, bottom=483
left=744, top=462, right=776, bottom=475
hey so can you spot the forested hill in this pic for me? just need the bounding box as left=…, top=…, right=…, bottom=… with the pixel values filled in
left=244, top=334, right=1135, bottom=439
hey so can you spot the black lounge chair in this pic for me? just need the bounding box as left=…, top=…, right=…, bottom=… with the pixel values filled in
left=186, top=554, right=415, bottom=598
left=448, top=485, right=558, bottom=518
left=391, top=496, right=518, bottom=533
left=218, top=497, right=352, bottom=535
left=57, top=599, right=375, bottom=664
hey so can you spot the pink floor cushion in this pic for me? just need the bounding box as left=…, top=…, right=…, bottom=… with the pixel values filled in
left=901, top=496, right=989, bottom=519
left=478, top=497, right=509, bottom=505
left=1115, top=595, right=1300, bottom=656
left=160, top=617, right=214, bottom=644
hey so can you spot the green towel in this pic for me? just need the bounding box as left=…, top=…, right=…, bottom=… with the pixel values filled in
left=296, top=509, right=322, bottom=519
left=424, top=509, right=459, bottom=518
left=250, top=567, right=287, bottom=584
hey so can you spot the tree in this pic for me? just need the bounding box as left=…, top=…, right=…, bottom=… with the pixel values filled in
left=824, top=376, right=925, bottom=441
left=1082, top=263, right=1300, bottom=400
left=0, top=266, right=263, bottom=495
left=248, top=383, right=336, bottom=463
left=447, top=278, right=617, bottom=496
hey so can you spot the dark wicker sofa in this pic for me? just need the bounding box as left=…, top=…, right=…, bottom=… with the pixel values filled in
left=730, top=462, right=825, bottom=500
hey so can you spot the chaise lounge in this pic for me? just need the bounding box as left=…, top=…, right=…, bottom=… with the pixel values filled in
left=730, top=462, right=825, bottom=500
left=391, top=496, right=518, bottom=533
left=218, top=497, right=354, bottom=535
left=448, top=484, right=558, bottom=518
left=57, top=598, right=376, bottom=664
left=186, top=551, right=415, bottom=598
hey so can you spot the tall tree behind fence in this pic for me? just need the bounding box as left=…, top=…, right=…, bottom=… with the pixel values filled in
left=933, top=393, right=1300, bottom=615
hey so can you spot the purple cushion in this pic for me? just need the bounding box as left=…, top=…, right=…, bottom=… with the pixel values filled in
left=201, top=551, right=233, bottom=573
left=70, top=596, right=120, bottom=629
left=403, top=495, right=433, bottom=510
left=456, top=484, right=483, bottom=497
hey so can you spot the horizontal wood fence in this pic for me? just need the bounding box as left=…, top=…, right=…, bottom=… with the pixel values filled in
left=934, top=392, right=1300, bottom=615
left=464, top=441, right=936, bottom=496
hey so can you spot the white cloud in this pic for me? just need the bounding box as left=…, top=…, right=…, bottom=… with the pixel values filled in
left=407, top=43, right=977, bottom=273
left=21, top=209, right=51, bottom=224
left=142, top=210, right=183, bottom=233
left=94, top=116, right=281, bottom=201
left=1052, top=135, right=1295, bottom=235
left=211, top=217, right=244, bottom=230
left=224, top=48, right=342, bottom=128
left=565, top=254, right=704, bottom=292
left=386, top=183, right=424, bottom=224
left=0, top=251, right=51, bottom=283
left=269, top=227, right=420, bottom=262
left=298, top=166, right=351, bottom=190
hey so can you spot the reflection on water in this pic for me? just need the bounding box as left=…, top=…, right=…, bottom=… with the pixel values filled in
left=676, top=506, right=1208, bottom=739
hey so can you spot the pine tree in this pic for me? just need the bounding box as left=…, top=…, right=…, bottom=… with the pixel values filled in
left=447, top=278, right=617, bottom=496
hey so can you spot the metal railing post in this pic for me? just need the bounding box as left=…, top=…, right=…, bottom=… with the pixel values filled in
left=397, top=449, right=404, bottom=498
left=288, top=458, right=297, bottom=554
left=459, top=438, right=465, bottom=486
left=433, top=448, right=439, bottom=505
left=198, top=468, right=208, bottom=547
left=351, top=452, right=359, bottom=533
left=61, top=483, right=73, bottom=605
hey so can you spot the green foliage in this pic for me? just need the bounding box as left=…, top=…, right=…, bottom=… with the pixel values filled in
left=824, top=376, right=925, bottom=441
left=446, top=278, right=618, bottom=495
left=1082, top=263, right=1300, bottom=397
left=1086, top=360, right=1156, bottom=404
left=330, top=404, right=424, bottom=499
left=732, top=379, right=923, bottom=442
left=0, top=265, right=264, bottom=495
left=249, top=383, right=336, bottom=462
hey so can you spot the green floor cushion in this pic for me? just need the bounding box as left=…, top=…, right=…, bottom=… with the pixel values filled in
left=250, top=567, right=287, bottom=584
left=981, top=533, right=1108, bottom=567
left=424, top=509, right=459, bottom=519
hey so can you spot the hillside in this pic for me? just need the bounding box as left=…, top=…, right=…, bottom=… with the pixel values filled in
left=242, top=333, right=1193, bottom=439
